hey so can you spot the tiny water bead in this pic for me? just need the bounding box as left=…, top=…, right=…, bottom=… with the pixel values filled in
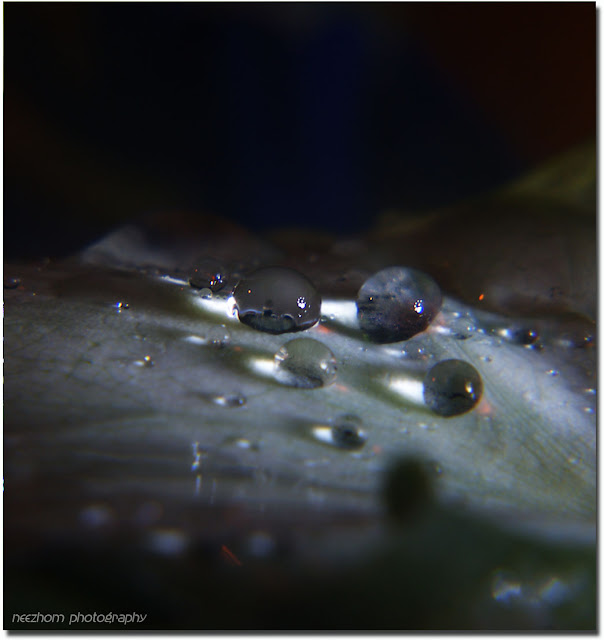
left=274, top=338, right=337, bottom=389
left=233, top=266, right=321, bottom=334
left=189, top=257, right=226, bottom=291
left=311, top=415, right=367, bottom=450
left=356, top=267, right=442, bottom=343
left=423, top=359, right=483, bottom=417
left=206, top=325, right=231, bottom=348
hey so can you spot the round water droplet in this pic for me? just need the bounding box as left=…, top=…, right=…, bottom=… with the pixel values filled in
left=274, top=338, right=337, bottom=389
left=496, top=325, right=539, bottom=346
left=189, top=257, right=226, bottom=291
left=4, top=277, right=21, bottom=289
left=546, top=369, right=559, bottom=377
left=423, top=359, right=483, bottom=417
left=233, top=266, right=321, bottom=334
left=206, top=325, right=231, bottom=348
left=212, top=394, right=246, bottom=408
left=356, top=267, right=442, bottom=343
left=331, top=414, right=367, bottom=450
left=198, top=287, right=213, bottom=299
left=115, top=301, right=129, bottom=311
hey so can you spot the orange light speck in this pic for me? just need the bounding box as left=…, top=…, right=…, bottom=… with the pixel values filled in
left=478, top=293, right=484, bottom=301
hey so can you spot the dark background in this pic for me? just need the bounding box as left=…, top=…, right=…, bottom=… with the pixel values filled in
left=4, top=2, right=596, bottom=260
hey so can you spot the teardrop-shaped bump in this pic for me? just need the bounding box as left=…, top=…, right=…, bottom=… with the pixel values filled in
left=356, top=267, right=442, bottom=343
left=233, top=266, right=322, bottom=334
left=274, top=338, right=337, bottom=389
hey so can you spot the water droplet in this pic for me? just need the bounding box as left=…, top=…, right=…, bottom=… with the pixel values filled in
left=481, top=355, right=493, bottom=363
left=198, top=287, right=213, bottom=299
left=4, top=277, right=21, bottom=289
left=234, top=266, right=321, bottom=334
left=274, top=338, right=337, bottom=389
left=497, top=326, right=539, bottom=346
left=115, top=301, right=129, bottom=311
left=583, top=407, right=594, bottom=414
left=189, top=257, right=226, bottom=291
left=312, top=415, right=367, bottom=450
left=584, top=388, right=596, bottom=395
left=212, top=394, right=246, bottom=408
left=206, top=325, right=231, bottom=348
left=423, top=359, right=483, bottom=417
left=546, top=369, right=559, bottom=377
left=133, top=355, right=154, bottom=368
left=356, top=267, right=442, bottom=343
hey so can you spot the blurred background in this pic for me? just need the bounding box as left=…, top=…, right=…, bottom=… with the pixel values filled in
left=4, top=3, right=596, bottom=260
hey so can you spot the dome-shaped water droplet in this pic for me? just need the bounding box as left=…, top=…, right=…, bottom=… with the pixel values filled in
left=356, top=267, right=442, bottom=343
left=189, top=257, right=226, bottom=291
left=211, top=394, right=246, bottom=408
left=423, top=359, right=483, bottom=417
left=331, top=414, right=367, bottom=450
left=233, top=266, right=321, bottom=334
left=206, top=325, right=231, bottom=348
left=274, top=338, right=337, bottom=389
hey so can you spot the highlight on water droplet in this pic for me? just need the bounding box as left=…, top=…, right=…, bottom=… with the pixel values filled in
left=4, top=277, right=21, bottom=290
left=274, top=337, right=337, bottom=389
left=206, top=325, right=231, bottom=348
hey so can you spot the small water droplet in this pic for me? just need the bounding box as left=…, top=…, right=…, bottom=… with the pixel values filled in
left=423, top=359, right=483, bottom=417
left=4, top=277, right=21, bottom=289
left=546, top=369, right=559, bottom=377
left=146, top=528, right=188, bottom=556
left=115, top=301, right=129, bottom=311
left=133, top=355, right=154, bottom=368
left=234, top=266, right=321, bottom=334
left=274, top=338, right=337, bottom=389
left=206, top=325, right=231, bottom=348
left=312, top=415, right=367, bottom=450
left=189, top=257, right=226, bottom=291
left=198, top=287, right=213, bottom=299
left=356, top=267, right=442, bottom=343
left=481, top=355, right=493, bottom=363
left=584, top=388, right=596, bottom=395
left=212, top=394, right=246, bottom=408
left=497, top=326, right=539, bottom=346
left=583, top=406, right=594, bottom=414
left=567, top=455, right=581, bottom=465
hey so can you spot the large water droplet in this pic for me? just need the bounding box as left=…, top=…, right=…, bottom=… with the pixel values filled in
left=189, top=257, right=226, bottom=291
left=233, top=266, right=321, bottom=334
left=274, top=338, right=337, bottom=389
left=423, top=359, right=483, bottom=417
left=356, top=267, right=442, bottom=343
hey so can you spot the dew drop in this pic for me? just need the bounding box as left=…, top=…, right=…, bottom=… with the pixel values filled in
left=274, top=338, right=337, bottom=389
left=133, top=355, right=154, bottom=368
left=311, top=415, right=367, bottom=450
left=198, top=287, right=213, bottom=299
left=206, top=324, right=231, bottom=348
left=356, top=267, right=442, bottom=343
left=423, top=359, right=483, bottom=417
left=212, top=394, right=246, bottom=408
left=233, top=266, right=321, bottom=334
left=546, top=369, right=559, bottom=377
left=115, top=301, right=129, bottom=311
left=497, top=326, right=539, bottom=346
left=189, top=257, right=226, bottom=291
left=4, top=277, right=21, bottom=289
